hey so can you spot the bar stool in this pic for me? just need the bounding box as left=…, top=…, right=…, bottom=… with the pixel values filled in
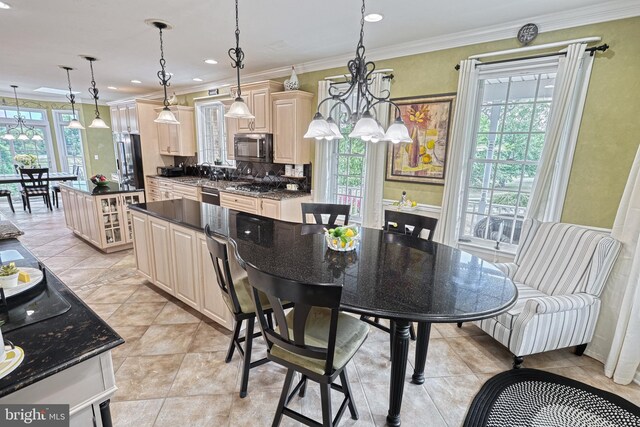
left=0, top=189, right=15, bottom=213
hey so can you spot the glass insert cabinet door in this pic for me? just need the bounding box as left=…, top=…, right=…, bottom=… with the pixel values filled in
left=121, top=193, right=144, bottom=242
left=97, top=195, right=124, bottom=246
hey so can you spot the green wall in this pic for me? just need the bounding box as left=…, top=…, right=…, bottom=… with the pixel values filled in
left=178, top=16, right=640, bottom=228
left=7, top=98, right=115, bottom=178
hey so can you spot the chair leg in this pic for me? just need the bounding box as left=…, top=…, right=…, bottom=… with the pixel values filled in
left=389, top=320, right=396, bottom=360
left=298, top=375, right=307, bottom=397
left=226, top=320, right=242, bottom=363
left=320, top=382, right=332, bottom=427
left=7, top=195, right=14, bottom=213
left=409, top=323, right=416, bottom=341
left=457, top=322, right=463, bottom=328
left=272, top=368, right=295, bottom=427
left=340, top=369, right=359, bottom=420
left=575, top=343, right=587, bottom=356
left=26, top=196, right=32, bottom=214
left=239, top=317, right=255, bottom=398
left=22, top=195, right=26, bottom=211
left=47, top=194, right=53, bottom=211
left=513, top=355, right=524, bottom=369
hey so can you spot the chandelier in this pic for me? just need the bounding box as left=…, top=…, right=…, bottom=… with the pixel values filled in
left=61, top=66, right=85, bottom=129
left=83, top=56, right=110, bottom=129
left=152, top=21, right=180, bottom=125
left=1, top=85, right=44, bottom=141
left=304, top=0, right=411, bottom=144
left=224, top=0, right=254, bottom=119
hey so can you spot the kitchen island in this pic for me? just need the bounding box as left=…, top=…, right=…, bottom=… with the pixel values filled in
left=0, top=238, right=123, bottom=426
left=59, top=181, right=145, bottom=252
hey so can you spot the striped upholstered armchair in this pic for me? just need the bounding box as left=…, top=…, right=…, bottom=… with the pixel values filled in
left=476, top=219, right=621, bottom=368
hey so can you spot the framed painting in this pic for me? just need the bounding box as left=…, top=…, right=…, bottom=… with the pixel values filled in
left=386, top=93, right=456, bottom=184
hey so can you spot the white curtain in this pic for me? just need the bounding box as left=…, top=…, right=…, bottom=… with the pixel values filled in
left=312, top=80, right=336, bottom=203
left=361, top=74, right=390, bottom=229
left=434, top=59, right=480, bottom=246
left=588, top=145, right=640, bottom=385
left=528, top=43, right=591, bottom=221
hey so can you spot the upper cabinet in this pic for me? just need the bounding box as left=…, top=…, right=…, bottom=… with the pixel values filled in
left=271, top=91, right=313, bottom=164
left=155, top=106, right=196, bottom=157
left=110, top=103, right=139, bottom=134
left=230, top=81, right=284, bottom=133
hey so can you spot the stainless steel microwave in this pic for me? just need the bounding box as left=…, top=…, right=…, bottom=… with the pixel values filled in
left=234, top=133, right=273, bottom=163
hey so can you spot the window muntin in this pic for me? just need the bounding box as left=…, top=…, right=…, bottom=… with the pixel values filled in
left=462, top=72, right=556, bottom=247
left=196, top=101, right=232, bottom=165
left=53, top=110, right=86, bottom=177
left=0, top=107, right=54, bottom=176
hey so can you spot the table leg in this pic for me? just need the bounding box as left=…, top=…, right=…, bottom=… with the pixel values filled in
left=411, top=322, right=431, bottom=385
left=387, top=319, right=410, bottom=427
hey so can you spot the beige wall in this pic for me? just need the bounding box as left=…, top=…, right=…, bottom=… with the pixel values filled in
left=177, top=16, right=640, bottom=229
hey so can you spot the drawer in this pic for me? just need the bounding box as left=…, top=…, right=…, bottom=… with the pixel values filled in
left=220, top=192, right=259, bottom=214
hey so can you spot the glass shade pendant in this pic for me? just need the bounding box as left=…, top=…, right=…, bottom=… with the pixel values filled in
left=17, top=133, right=29, bottom=141
left=31, top=134, right=43, bottom=141
left=303, top=112, right=333, bottom=140
left=224, top=0, right=254, bottom=120
left=384, top=117, right=412, bottom=143
left=89, top=117, right=109, bottom=129
left=155, top=107, right=180, bottom=124
left=83, top=56, right=110, bottom=129
left=225, top=98, right=253, bottom=119
left=325, top=117, right=343, bottom=140
left=61, top=67, right=85, bottom=130
left=3, top=85, right=42, bottom=141
left=151, top=22, right=180, bottom=125
left=349, top=111, right=379, bottom=140
left=2, top=133, right=15, bottom=140
left=369, top=122, right=386, bottom=143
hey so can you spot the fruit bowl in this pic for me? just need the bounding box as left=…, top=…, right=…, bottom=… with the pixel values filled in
left=90, top=174, right=109, bottom=187
left=325, top=225, right=360, bottom=252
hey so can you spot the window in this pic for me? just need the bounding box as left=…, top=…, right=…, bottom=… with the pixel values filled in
left=53, top=111, right=86, bottom=177
left=461, top=71, right=556, bottom=248
left=0, top=107, right=55, bottom=175
left=195, top=101, right=232, bottom=165
left=329, top=86, right=367, bottom=223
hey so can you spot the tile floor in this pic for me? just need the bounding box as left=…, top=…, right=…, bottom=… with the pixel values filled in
left=5, top=201, right=640, bottom=427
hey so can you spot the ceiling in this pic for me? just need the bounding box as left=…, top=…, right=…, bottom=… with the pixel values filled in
left=0, top=0, right=630, bottom=103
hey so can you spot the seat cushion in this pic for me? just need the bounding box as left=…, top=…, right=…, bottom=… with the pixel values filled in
left=270, top=308, right=369, bottom=375
left=0, top=189, right=11, bottom=196
left=22, top=188, right=49, bottom=196
left=495, top=283, right=548, bottom=329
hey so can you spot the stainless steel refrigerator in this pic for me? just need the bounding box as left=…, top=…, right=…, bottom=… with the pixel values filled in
left=113, top=132, right=144, bottom=189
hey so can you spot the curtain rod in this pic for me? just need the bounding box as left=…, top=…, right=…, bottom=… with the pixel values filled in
left=469, top=37, right=601, bottom=60
left=454, top=43, right=608, bottom=70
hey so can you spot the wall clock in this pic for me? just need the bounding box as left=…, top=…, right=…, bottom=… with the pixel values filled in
left=517, top=23, right=538, bottom=46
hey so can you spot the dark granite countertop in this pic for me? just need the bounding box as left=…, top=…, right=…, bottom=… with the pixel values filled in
left=61, top=180, right=141, bottom=195
left=130, top=200, right=517, bottom=323
left=0, top=239, right=123, bottom=398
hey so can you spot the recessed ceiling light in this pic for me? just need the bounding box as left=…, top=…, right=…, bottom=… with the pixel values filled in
left=364, top=13, right=383, bottom=22
left=204, top=59, right=218, bottom=65
left=107, top=86, right=118, bottom=90
left=33, top=87, right=80, bottom=95
left=131, top=80, right=142, bottom=84
left=0, top=2, right=11, bottom=10
left=193, top=78, right=203, bottom=82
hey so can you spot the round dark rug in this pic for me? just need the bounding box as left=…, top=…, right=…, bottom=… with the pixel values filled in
left=464, top=368, right=640, bottom=427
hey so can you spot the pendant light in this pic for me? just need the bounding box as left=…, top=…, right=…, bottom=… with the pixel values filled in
left=2, top=85, right=43, bottom=141
left=304, top=0, right=411, bottom=144
left=224, top=0, right=254, bottom=119
left=61, top=66, right=85, bottom=130
left=152, top=21, right=180, bottom=124
left=83, top=56, right=109, bottom=129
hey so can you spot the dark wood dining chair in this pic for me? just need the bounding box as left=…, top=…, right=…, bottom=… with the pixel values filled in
left=245, top=263, right=368, bottom=427
left=384, top=210, right=438, bottom=241
left=204, top=225, right=273, bottom=398
left=52, top=165, right=80, bottom=208
left=19, top=167, right=53, bottom=213
left=301, top=203, right=350, bottom=226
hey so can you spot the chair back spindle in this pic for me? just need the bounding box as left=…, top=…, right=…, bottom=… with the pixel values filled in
left=384, top=210, right=438, bottom=241
left=301, top=203, right=350, bottom=226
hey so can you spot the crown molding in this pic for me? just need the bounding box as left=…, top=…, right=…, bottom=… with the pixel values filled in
left=0, top=90, right=108, bottom=106
left=118, top=0, right=640, bottom=104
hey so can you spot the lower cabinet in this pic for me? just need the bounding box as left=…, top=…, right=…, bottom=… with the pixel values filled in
left=132, top=212, right=234, bottom=330
left=220, top=192, right=312, bottom=222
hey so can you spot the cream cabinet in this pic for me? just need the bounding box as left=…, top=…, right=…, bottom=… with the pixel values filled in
left=146, top=177, right=201, bottom=202
left=260, top=198, right=281, bottom=219
left=196, top=234, right=234, bottom=329
left=156, top=106, right=196, bottom=156
left=230, top=81, right=284, bottom=133
left=148, top=216, right=174, bottom=295
left=110, top=103, right=139, bottom=134
left=220, top=192, right=260, bottom=215
left=272, top=91, right=314, bottom=164
left=109, top=106, right=121, bottom=133
left=131, top=211, right=153, bottom=281
left=169, top=224, right=200, bottom=310
left=131, top=212, right=235, bottom=330
left=219, top=191, right=312, bottom=222
left=61, top=184, right=144, bottom=253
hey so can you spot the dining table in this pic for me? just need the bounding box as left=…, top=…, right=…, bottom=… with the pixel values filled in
left=0, top=172, right=78, bottom=184
left=228, top=218, right=518, bottom=426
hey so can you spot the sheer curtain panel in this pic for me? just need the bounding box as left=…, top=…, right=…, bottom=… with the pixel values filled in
left=312, top=80, right=336, bottom=203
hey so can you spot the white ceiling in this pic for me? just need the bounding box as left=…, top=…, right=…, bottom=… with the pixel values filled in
left=0, top=0, right=635, bottom=103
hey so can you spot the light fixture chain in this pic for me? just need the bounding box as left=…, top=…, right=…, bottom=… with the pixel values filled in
left=87, top=59, right=101, bottom=119
left=157, top=25, right=171, bottom=109
left=65, top=68, right=77, bottom=116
